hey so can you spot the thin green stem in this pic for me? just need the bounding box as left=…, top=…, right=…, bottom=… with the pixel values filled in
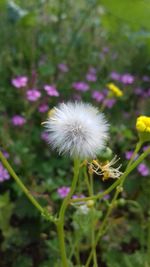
left=56, top=158, right=80, bottom=267
left=127, top=141, right=143, bottom=168
left=91, top=210, right=98, bottom=267
left=83, top=166, right=92, bottom=195
left=89, top=172, right=98, bottom=267
left=0, top=150, right=53, bottom=221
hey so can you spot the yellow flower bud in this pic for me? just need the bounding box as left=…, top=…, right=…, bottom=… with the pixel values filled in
left=136, top=116, right=150, bottom=142
left=87, top=200, right=95, bottom=208
left=107, top=83, right=123, bottom=97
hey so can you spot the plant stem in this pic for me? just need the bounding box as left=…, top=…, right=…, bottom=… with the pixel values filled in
left=56, top=158, right=80, bottom=267
left=85, top=146, right=150, bottom=267
left=74, top=146, right=150, bottom=205
left=127, top=141, right=142, bottom=168
left=0, top=150, right=53, bottom=221
left=83, top=166, right=92, bottom=195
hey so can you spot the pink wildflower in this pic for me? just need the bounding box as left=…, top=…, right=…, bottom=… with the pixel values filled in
left=44, top=85, right=59, bottom=96
left=0, top=163, right=10, bottom=182
left=92, top=91, right=104, bottom=102
left=11, top=115, right=26, bottom=126
left=57, top=186, right=70, bottom=198
left=12, top=76, right=28, bottom=88
left=38, top=104, right=49, bottom=113
left=72, top=81, right=89, bottom=92
left=26, top=89, right=41, bottom=101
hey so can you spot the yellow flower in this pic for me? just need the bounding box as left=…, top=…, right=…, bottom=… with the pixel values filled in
left=107, top=83, right=123, bottom=97
left=136, top=116, right=150, bottom=133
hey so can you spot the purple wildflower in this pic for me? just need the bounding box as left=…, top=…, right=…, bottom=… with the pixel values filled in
left=0, top=163, right=10, bottom=182
left=99, top=190, right=110, bottom=200
left=11, top=76, right=28, bottom=88
left=58, top=63, right=69, bottom=73
left=57, top=186, right=70, bottom=198
left=72, top=194, right=85, bottom=199
left=110, top=71, right=120, bottom=81
left=72, top=81, right=89, bottom=92
left=103, top=194, right=110, bottom=200
left=143, top=145, right=150, bottom=152
left=92, top=91, right=104, bottom=102
left=11, top=115, right=26, bottom=126
left=138, top=163, right=149, bottom=176
left=125, top=151, right=138, bottom=160
left=38, top=104, right=49, bottom=113
left=86, top=73, right=97, bottom=82
left=2, top=151, right=9, bottom=159
left=125, top=151, right=134, bottom=160
left=120, top=74, right=134, bottom=85
left=26, top=89, right=41, bottom=101
left=103, top=98, right=116, bottom=108
left=44, top=85, right=59, bottom=96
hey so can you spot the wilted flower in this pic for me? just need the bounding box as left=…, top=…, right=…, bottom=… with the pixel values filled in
left=26, top=89, right=41, bottom=101
left=89, top=156, right=122, bottom=180
left=0, top=163, right=10, bottom=182
left=11, top=76, right=28, bottom=88
left=44, top=85, right=59, bottom=96
left=57, top=186, right=70, bottom=198
left=43, top=102, right=109, bottom=158
left=107, top=83, right=123, bottom=97
left=11, top=115, right=26, bottom=126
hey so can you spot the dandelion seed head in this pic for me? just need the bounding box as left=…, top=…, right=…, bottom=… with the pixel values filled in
left=43, top=102, right=109, bottom=159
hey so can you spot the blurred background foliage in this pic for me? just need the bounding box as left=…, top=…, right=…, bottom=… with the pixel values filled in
left=0, top=0, right=150, bottom=266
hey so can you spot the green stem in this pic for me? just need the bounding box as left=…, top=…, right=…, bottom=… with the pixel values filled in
left=127, top=141, right=142, bottom=168
left=83, top=166, right=92, bottom=195
left=56, top=158, right=80, bottom=267
left=89, top=172, right=98, bottom=267
left=91, top=211, right=98, bottom=267
left=0, top=150, right=53, bottom=221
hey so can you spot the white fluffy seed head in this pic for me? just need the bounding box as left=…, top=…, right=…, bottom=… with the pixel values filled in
left=43, top=102, right=109, bottom=159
